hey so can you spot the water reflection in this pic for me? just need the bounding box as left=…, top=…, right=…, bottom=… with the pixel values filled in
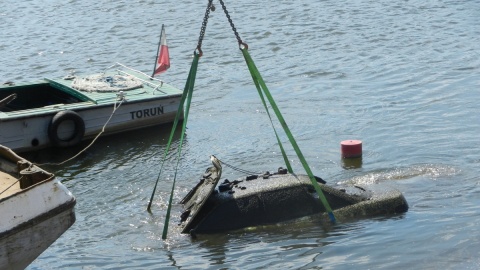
left=341, top=157, right=363, bottom=169
left=22, top=123, right=183, bottom=166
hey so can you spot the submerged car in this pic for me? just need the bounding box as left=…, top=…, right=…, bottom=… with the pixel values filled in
left=179, top=156, right=409, bottom=235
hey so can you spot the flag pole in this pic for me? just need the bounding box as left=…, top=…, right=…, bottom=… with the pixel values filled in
left=152, top=24, right=165, bottom=78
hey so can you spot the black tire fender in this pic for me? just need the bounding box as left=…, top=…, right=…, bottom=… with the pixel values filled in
left=48, top=110, right=85, bottom=147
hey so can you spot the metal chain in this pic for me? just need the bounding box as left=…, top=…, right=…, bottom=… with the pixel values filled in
left=218, top=0, right=246, bottom=48
left=196, top=0, right=215, bottom=56
left=216, top=157, right=262, bottom=175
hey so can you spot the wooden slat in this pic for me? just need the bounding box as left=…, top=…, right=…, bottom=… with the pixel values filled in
left=0, top=171, right=20, bottom=199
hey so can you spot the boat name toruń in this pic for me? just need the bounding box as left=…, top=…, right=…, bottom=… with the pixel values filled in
left=130, top=106, right=164, bottom=119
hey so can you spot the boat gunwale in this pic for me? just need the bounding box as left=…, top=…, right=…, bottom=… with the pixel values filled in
left=0, top=93, right=182, bottom=121
left=0, top=172, right=55, bottom=204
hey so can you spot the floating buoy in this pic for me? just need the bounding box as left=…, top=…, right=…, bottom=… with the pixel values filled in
left=341, top=140, right=362, bottom=158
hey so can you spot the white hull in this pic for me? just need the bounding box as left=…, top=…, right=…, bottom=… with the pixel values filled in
left=0, top=96, right=181, bottom=153
left=0, top=145, right=76, bottom=269
left=0, top=201, right=75, bottom=270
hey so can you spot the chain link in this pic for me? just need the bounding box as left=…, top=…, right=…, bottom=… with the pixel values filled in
left=196, top=0, right=214, bottom=56
left=218, top=0, right=244, bottom=47
left=196, top=0, right=247, bottom=54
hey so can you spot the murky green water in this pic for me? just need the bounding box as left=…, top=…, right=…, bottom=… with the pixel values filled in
left=1, top=0, right=480, bottom=269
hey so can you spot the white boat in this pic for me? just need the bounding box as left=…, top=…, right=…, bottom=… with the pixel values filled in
left=0, top=25, right=181, bottom=153
left=0, top=145, right=76, bottom=269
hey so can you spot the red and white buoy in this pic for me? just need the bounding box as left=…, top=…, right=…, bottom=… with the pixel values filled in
left=341, top=140, right=362, bottom=158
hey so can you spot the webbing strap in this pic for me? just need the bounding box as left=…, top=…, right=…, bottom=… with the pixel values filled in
left=162, top=56, right=198, bottom=239
left=243, top=54, right=293, bottom=173
left=145, top=53, right=199, bottom=240
left=241, top=48, right=336, bottom=223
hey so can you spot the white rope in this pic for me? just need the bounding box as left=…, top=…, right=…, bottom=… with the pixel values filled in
left=71, top=73, right=143, bottom=92
left=71, top=63, right=167, bottom=94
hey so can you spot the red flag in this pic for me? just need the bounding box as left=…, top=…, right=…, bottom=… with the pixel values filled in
left=152, top=25, right=170, bottom=77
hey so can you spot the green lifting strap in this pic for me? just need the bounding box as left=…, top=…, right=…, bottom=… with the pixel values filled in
left=246, top=62, right=293, bottom=173
left=145, top=53, right=200, bottom=240
left=241, top=48, right=336, bottom=223
left=162, top=53, right=199, bottom=239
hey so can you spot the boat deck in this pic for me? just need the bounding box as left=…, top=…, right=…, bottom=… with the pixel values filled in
left=50, top=71, right=183, bottom=105
left=0, top=66, right=183, bottom=120
left=0, top=170, right=20, bottom=199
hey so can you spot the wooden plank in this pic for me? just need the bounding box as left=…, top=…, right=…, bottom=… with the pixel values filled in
left=0, top=171, right=20, bottom=199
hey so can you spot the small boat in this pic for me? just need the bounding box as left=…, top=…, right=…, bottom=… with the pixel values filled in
left=0, top=145, right=76, bottom=269
left=179, top=156, right=409, bottom=235
left=0, top=65, right=182, bottom=153
left=0, top=25, right=181, bottom=153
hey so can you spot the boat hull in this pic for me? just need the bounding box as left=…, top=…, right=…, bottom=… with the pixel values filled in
left=0, top=200, right=75, bottom=270
left=0, top=145, right=76, bottom=269
left=0, top=96, right=181, bottom=152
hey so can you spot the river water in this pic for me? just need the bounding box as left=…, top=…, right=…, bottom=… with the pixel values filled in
left=1, top=0, right=480, bottom=269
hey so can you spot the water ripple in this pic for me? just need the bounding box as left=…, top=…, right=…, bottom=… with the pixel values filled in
left=3, top=0, right=479, bottom=269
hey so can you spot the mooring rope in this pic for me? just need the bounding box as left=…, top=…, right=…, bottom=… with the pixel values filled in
left=35, top=97, right=125, bottom=167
